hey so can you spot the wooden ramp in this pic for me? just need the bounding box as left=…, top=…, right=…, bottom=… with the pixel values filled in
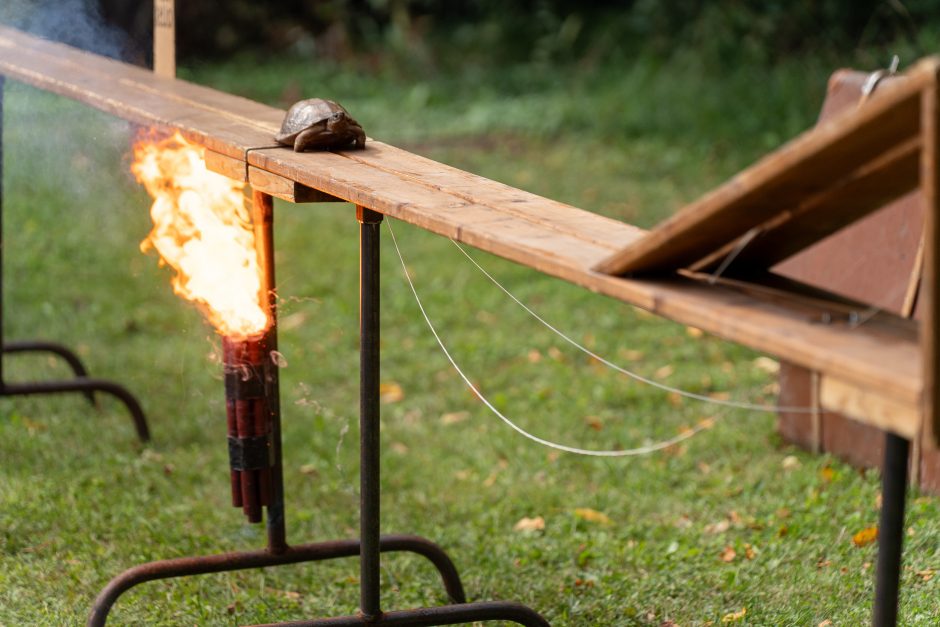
left=0, top=25, right=927, bottom=442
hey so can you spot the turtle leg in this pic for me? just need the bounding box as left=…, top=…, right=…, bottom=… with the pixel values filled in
left=352, top=124, right=366, bottom=149
left=293, top=128, right=330, bottom=152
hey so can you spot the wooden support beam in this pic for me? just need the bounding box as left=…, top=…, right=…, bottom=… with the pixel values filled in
left=248, top=166, right=343, bottom=203
left=153, top=0, right=175, bottom=78
left=204, top=150, right=246, bottom=182
left=820, top=375, right=919, bottom=440
left=923, top=71, right=940, bottom=447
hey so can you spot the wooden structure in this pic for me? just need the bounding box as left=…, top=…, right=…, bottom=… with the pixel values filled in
left=0, top=24, right=934, bottom=627
left=774, top=68, right=940, bottom=489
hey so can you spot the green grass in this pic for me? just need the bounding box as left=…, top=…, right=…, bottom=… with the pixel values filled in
left=2, top=51, right=940, bottom=626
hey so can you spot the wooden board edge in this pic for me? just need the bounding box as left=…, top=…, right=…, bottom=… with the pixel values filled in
left=923, top=65, right=940, bottom=447
left=205, top=149, right=246, bottom=182
left=248, top=166, right=344, bottom=203
left=820, top=375, right=920, bottom=440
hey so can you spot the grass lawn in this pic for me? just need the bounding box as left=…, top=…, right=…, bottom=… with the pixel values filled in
left=2, top=51, right=940, bottom=626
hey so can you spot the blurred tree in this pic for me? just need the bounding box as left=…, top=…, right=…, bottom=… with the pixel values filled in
left=91, top=0, right=935, bottom=67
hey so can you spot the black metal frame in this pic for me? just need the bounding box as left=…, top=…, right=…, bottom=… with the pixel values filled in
left=0, top=76, right=149, bottom=442
left=86, top=196, right=548, bottom=626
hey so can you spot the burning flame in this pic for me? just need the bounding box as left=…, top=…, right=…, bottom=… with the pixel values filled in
left=132, top=132, right=269, bottom=339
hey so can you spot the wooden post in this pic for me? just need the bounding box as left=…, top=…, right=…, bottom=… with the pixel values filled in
left=153, top=0, right=175, bottom=78
left=923, top=71, right=940, bottom=448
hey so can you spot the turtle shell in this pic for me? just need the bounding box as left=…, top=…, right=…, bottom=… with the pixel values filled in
left=275, top=98, right=351, bottom=143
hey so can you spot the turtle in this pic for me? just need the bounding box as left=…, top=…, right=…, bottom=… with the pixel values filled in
left=274, top=98, right=366, bottom=152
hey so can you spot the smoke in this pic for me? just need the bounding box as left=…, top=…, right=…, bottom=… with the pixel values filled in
left=0, top=0, right=131, bottom=61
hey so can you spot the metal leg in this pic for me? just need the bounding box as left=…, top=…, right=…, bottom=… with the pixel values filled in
left=3, top=340, right=97, bottom=405
left=86, top=534, right=467, bottom=627
left=873, top=432, right=910, bottom=627
left=87, top=203, right=547, bottom=627
left=0, top=75, right=150, bottom=442
left=358, top=206, right=383, bottom=620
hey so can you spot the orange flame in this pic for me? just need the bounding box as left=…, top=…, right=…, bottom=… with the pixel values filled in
left=132, top=132, right=269, bottom=339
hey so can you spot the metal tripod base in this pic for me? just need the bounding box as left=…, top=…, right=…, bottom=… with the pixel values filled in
left=87, top=534, right=467, bottom=627
left=1, top=340, right=150, bottom=442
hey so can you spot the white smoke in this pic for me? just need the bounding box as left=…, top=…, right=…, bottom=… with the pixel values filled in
left=0, top=0, right=130, bottom=60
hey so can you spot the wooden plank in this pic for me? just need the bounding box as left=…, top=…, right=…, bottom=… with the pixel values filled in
left=820, top=375, right=919, bottom=440
left=248, top=166, right=343, bottom=203
left=249, top=148, right=922, bottom=407
left=205, top=150, right=247, bottom=182
left=692, top=136, right=922, bottom=273
left=346, top=141, right=644, bottom=252
left=924, top=74, right=940, bottom=447
left=248, top=147, right=618, bottom=269
left=594, top=57, right=938, bottom=276
left=153, top=0, right=176, bottom=78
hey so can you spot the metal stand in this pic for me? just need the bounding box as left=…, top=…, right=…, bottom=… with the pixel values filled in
left=0, top=76, right=150, bottom=442
left=872, top=432, right=910, bottom=627
left=87, top=196, right=549, bottom=626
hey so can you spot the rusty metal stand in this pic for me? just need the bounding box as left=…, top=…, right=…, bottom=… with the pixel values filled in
left=872, top=432, right=910, bottom=627
left=0, top=76, right=149, bottom=441
left=86, top=195, right=548, bottom=626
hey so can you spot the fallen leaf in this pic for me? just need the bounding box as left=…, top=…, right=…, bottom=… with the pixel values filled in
left=853, top=526, right=878, bottom=548
left=916, top=568, right=935, bottom=582
left=584, top=416, right=604, bottom=431
left=698, top=416, right=717, bottom=430
left=753, top=356, right=780, bottom=374
left=668, top=392, right=683, bottom=407
left=379, top=382, right=404, bottom=403
left=513, top=516, right=545, bottom=532
left=744, top=543, right=757, bottom=560
left=818, top=620, right=833, bottom=627
left=719, top=546, right=736, bottom=562
left=781, top=455, right=801, bottom=470
left=440, top=411, right=469, bottom=425
left=686, top=326, right=704, bottom=338
left=482, top=471, right=499, bottom=487
left=820, top=466, right=836, bottom=482
left=527, top=349, right=543, bottom=363
left=654, top=365, right=674, bottom=380
left=721, top=607, right=746, bottom=623
left=547, top=346, right=564, bottom=362
left=705, top=520, right=730, bottom=535
left=390, top=441, right=408, bottom=454
left=574, top=508, right=612, bottom=525
left=709, top=391, right=731, bottom=401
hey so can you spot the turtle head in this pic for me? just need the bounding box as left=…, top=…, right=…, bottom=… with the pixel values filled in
left=326, top=111, right=350, bottom=132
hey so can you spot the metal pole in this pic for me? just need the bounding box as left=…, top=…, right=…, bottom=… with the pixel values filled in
left=1, top=74, right=6, bottom=388
left=358, top=205, right=383, bottom=620
left=873, top=432, right=910, bottom=627
left=251, top=190, right=288, bottom=553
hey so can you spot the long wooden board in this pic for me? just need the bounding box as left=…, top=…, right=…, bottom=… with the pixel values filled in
left=594, top=58, right=937, bottom=276
left=0, top=26, right=924, bottom=439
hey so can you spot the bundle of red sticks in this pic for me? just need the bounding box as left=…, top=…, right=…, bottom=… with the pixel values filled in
left=223, top=336, right=273, bottom=523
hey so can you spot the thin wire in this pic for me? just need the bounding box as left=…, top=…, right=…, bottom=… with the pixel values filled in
left=447, top=238, right=816, bottom=414
left=387, top=220, right=715, bottom=457
left=708, top=227, right=762, bottom=285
